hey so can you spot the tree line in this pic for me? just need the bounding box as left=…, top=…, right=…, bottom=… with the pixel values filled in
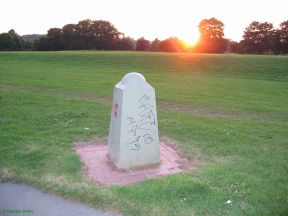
left=0, top=18, right=287, bottom=54
left=231, top=21, right=288, bottom=54
left=0, top=29, right=31, bottom=50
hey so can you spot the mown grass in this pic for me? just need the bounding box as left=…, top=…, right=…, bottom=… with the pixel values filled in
left=0, top=51, right=287, bottom=216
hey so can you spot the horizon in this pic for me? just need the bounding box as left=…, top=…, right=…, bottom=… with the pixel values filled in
left=1, top=0, right=287, bottom=43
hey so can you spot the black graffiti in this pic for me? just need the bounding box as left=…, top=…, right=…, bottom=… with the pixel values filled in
left=143, top=134, right=153, bottom=144
left=137, top=104, right=153, bottom=117
left=139, top=119, right=156, bottom=130
left=128, top=124, right=138, bottom=136
left=129, top=135, right=141, bottom=151
left=138, top=110, right=154, bottom=123
left=127, top=117, right=136, bottom=126
left=139, top=94, right=151, bottom=103
left=127, top=93, right=157, bottom=151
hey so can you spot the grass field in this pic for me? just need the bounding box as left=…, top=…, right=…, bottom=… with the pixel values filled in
left=0, top=51, right=287, bottom=216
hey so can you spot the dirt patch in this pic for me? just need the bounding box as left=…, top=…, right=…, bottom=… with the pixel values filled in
left=158, top=101, right=241, bottom=118
left=0, top=167, right=15, bottom=182
left=0, top=83, right=111, bottom=104
left=2, top=83, right=282, bottom=122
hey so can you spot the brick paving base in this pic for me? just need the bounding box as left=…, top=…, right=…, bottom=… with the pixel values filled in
left=75, top=140, right=185, bottom=186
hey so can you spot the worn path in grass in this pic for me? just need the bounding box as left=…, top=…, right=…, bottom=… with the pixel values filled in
left=1, top=51, right=288, bottom=216
left=0, top=183, right=119, bottom=216
left=1, top=83, right=285, bottom=122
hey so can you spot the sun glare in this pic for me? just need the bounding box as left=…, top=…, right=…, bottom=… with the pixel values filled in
left=181, top=34, right=199, bottom=48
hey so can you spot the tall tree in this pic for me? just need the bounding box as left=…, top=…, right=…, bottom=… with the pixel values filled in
left=241, top=21, right=275, bottom=54
left=8, top=29, right=25, bottom=50
left=34, top=19, right=121, bottom=51
left=279, top=20, right=288, bottom=53
left=47, top=28, right=63, bottom=50
left=150, top=38, right=160, bottom=52
left=62, top=24, right=77, bottom=49
left=0, top=33, right=15, bottom=50
left=89, top=20, right=121, bottom=49
left=196, top=18, right=227, bottom=53
left=198, top=17, right=224, bottom=39
left=136, top=37, right=150, bottom=51
left=0, top=29, right=27, bottom=50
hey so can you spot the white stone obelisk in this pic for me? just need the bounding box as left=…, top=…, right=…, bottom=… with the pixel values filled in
left=108, top=72, right=160, bottom=169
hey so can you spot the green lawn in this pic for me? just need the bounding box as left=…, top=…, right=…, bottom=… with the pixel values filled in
left=0, top=51, right=287, bottom=216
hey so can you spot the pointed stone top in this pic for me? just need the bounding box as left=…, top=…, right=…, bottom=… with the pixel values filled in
left=121, top=72, right=146, bottom=85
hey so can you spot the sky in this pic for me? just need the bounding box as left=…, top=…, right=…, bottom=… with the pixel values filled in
left=1, top=0, right=287, bottom=43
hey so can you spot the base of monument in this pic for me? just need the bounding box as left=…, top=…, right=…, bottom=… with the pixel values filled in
left=106, top=154, right=161, bottom=172
left=75, top=138, right=197, bottom=186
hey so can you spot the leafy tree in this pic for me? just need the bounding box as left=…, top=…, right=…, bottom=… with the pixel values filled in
left=113, top=37, right=135, bottom=50
left=33, top=36, right=50, bottom=50
left=8, top=29, right=26, bottom=50
left=158, top=37, right=184, bottom=52
left=0, top=29, right=27, bottom=50
left=226, top=40, right=239, bottom=53
left=47, top=28, right=63, bottom=50
left=33, top=28, right=63, bottom=51
left=74, top=19, right=120, bottom=50
left=150, top=38, right=160, bottom=51
left=91, top=20, right=121, bottom=49
left=136, top=37, right=150, bottom=51
left=196, top=37, right=228, bottom=53
left=198, top=17, right=224, bottom=39
left=34, top=19, right=121, bottom=51
left=196, top=18, right=227, bottom=53
left=240, top=21, right=275, bottom=54
left=0, top=33, right=15, bottom=50
left=279, top=20, right=288, bottom=53
left=76, top=19, right=95, bottom=49
left=62, top=24, right=77, bottom=49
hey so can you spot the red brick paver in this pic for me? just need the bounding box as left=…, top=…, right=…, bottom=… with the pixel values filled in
left=75, top=141, right=184, bottom=186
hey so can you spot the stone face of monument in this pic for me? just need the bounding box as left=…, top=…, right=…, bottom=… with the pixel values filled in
left=108, top=72, right=160, bottom=169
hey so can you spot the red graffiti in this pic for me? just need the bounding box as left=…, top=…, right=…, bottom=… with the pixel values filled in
left=113, top=102, right=118, bottom=118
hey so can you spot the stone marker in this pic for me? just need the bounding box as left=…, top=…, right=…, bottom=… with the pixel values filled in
left=108, top=72, right=160, bottom=169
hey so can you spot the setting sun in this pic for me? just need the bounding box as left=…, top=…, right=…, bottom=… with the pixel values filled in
left=0, top=0, right=287, bottom=43
left=181, top=33, right=200, bottom=48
